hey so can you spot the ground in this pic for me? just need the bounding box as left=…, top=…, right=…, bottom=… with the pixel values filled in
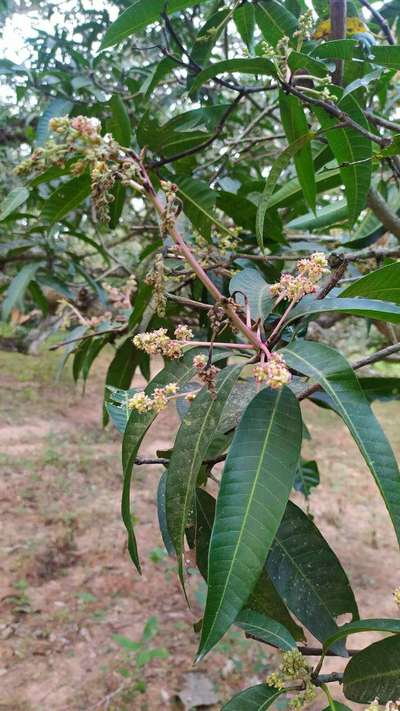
left=1, top=344, right=400, bottom=711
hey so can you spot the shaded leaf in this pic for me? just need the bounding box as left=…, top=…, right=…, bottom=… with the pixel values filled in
left=340, top=262, right=400, bottom=303
left=324, top=618, right=400, bottom=653
left=279, top=91, right=316, bottom=211
left=255, top=0, right=297, bottom=46
left=42, top=175, right=91, bottom=225
left=233, top=3, right=255, bottom=49
left=36, top=98, right=73, bottom=145
left=235, top=609, right=297, bottom=651
left=188, top=58, right=276, bottom=97
left=1, top=262, right=41, bottom=321
left=0, top=187, right=30, bottom=221
left=229, top=268, right=272, bottom=322
left=343, top=635, right=400, bottom=703
left=286, top=294, right=400, bottom=327
left=221, top=684, right=282, bottom=710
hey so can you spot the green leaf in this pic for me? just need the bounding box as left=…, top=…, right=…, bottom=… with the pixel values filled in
left=121, top=349, right=229, bottom=572
left=175, top=176, right=232, bottom=239
left=103, top=338, right=138, bottom=426
left=100, top=0, right=210, bottom=49
left=342, top=68, right=382, bottom=98
left=166, top=365, right=242, bottom=585
left=255, top=0, right=297, bottom=46
left=311, top=39, right=362, bottom=61
left=321, top=704, right=352, bottom=711
left=197, top=386, right=302, bottom=660
left=229, top=268, right=272, bottom=322
left=188, top=58, right=276, bottom=98
left=235, top=609, right=297, bottom=651
left=294, top=458, right=320, bottom=499
left=109, top=94, right=131, bottom=146
left=195, top=489, right=304, bottom=641
left=233, top=3, right=255, bottom=49
left=286, top=295, right=400, bottom=327
left=1, top=262, right=41, bottom=321
left=267, top=501, right=358, bottom=653
left=42, top=175, right=91, bottom=225
left=190, top=9, right=231, bottom=70
left=157, top=472, right=175, bottom=556
left=324, top=618, right=400, bottom=654
left=313, top=94, right=372, bottom=226
left=36, top=98, right=73, bottom=145
left=343, top=635, right=400, bottom=703
left=0, top=187, right=30, bottom=221
left=283, top=340, right=400, bottom=546
left=267, top=167, right=341, bottom=210
left=256, top=132, right=314, bottom=250
left=279, top=91, right=316, bottom=211
left=340, top=263, right=400, bottom=304
left=287, top=202, right=348, bottom=231
left=358, top=377, right=400, bottom=403
left=221, top=684, right=282, bottom=710
left=288, top=50, right=328, bottom=78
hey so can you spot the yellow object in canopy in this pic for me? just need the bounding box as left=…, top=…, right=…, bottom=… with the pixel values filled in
left=313, top=17, right=370, bottom=40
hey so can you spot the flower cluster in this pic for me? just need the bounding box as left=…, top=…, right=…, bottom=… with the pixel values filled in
left=15, top=115, right=141, bottom=222
left=365, top=702, right=400, bottom=711
left=127, top=383, right=178, bottom=414
left=266, top=649, right=316, bottom=710
left=270, top=252, right=329, bottom=303
left=133, top=326, right=195, bottom=360
left=193, top=354, right=219, bottom=398
left=253, top=352, right=291, bottom=389
left=294, top=9, right=314, bottom=45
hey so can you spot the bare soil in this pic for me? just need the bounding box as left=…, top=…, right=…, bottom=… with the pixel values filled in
left=1, top=346, right=400, bottom=710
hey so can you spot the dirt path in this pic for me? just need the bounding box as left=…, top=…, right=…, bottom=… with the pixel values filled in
left=1, top=348, right=400, bottom=710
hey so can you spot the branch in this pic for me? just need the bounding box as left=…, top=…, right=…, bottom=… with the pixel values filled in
left=330, top=0, right=347, bottom=85
left=366, top=187, right=400, bottom=241
left=365, top=110, right=400, bottom=134
left=281, top=81, right=392, bottom=149
left=359, top=0, right=395, bottom=44
left=330, top=246, right=400, bottom=264
left=298, top=341, right=400, bottom=401
left=48, top=326, right=126, bottom=351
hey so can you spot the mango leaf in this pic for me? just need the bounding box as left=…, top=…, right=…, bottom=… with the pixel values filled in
left=286, top=295, right=400, bottom=327
left=190, top=9, right=230, bottom=69
left=343, top=635, right=400, bottom=703
left=279, top=91, right=316, bottom=211
left=100, top=0, right=210, bottom=49
left=256, top=132, right=314, bottom=250
left=157, top=472, right=175, bottom=556
left=287, top=202, right=348, bottom=231
left=42, top=175, right=91, bottom=225
left=294, top=458, right=320, bottom=499
left=195, top=488, right=304, bottom=641
left=233, top=3, right=255, bottom=49
left=109, top=94, right=131, bottom=146
left=322, top=704, right=352, bottom=711
left=288, top=51, right=328, bottom=78
left=197, top=386, right=302, bottom=660
left=342, top=68, right=382, bottom=98
left=358, top=377, right=400, bottom=402
left=188, top=58, right=276, bottom=97
left=311, top=39, right=363, bottom=61
left=255, top=0, right=297, bottom=46
left=267, top=167, right=341, bottom=210
left=36, top=98, right=73, bottom=145
left=229, top=268, right=272, bottom=322
left=103, top=338, right=138, bottom=426
left=175, top=176, right=232, bottom=239
left=283, top=340, right=400, bottom=546
left=0, top=187, right=30, bottom=221
left=1, top=262, right=41, bottom=321
left=267, top=501, right=358, bottom=654
left=340, top=263, right=400, bottom=303
left=166, top=365, right=242, bottom=586
left=323, top=618, right=400, bottom=653
left=121, top=349, right=229, bottom=573
left=222, top=684, right=282, bottom=710
left=235, top=609, right=297, bottom=651
left=313, top=94, right=372, bottom=226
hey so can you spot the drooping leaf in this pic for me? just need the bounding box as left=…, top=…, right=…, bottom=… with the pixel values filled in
left=286, top=294, right=400, bottom=327
left=229, top=268, right=272, bottom=322
left=235, top=609, right=297, bottom=652
left=255, top=0, right=298, bottom=46
left=294, top=459, right=320, bottom=499
left=343, top=635, right=400, bottom=703
left=195, top=488, right=304, bottom=640
left=313, top=94, right=372, bottom=226
left=100, top=0, right=211, bottom=49
left=42, top=174, right=91, bottom=225
left=256, top=132, right=314, bottom=250
left=0, top=187, right=30, bottom=221
left=233, top=3, right=255, bottom=49
left=157, top=471, right=176, bottom=556
left=1, top=262, right=41, bottom=321
left=221, top=684, right=282, bottom=710
left=267, top=501, right=358, bottom=654
left=340, top=263, right=400, bottom=304
left=197, top=386, right=302, bottom=660
left=284, top=340, right=400, bottom=546
left=279, top=91, right=316, bottom=211
left=166, top=365, right=242, bottom=585
left=188, top=58, right=276, bottom=98
left=108, top=94, right=131, bottom=147
left=323, top=618, right=400, bottom=654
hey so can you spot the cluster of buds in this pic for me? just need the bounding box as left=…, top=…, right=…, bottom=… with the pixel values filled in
left=294, top=9, right=314, bottom=47
left=133, top=324, right=195, bottom=360
left=127, top=383, right=178, bottom=414
left=366, top=702, right=400, bottom=711
left=266, top=649, right=316, bottom=710
left=193, top=354, right=219, bottom=398
left=270, top=252, right=329, bottom=303
left=145, top=254, right=167, bottom=317
left=160, top=180, right=180, bottom=235
left=103, top=282, right=133, bottom=310
left=15, top=115, right=142, bottom=222
left=253, top=352, right=291, bottom=389
left=174, top=324, right=193, bottom=341
left=260, top=40, right=276, bottom=61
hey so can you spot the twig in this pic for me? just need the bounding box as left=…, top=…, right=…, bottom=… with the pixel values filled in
left=48, top=326, right=126, bottom=351
left=89, top=683, right=126, bottom=710
left=366, top=187, right=400, bottom=240
left=166, top=292, right=212, bottom=310
left=365, top=110, right=400, bottom=134
left=317, top=260, right=348, bottom=299
left=359, top=0, right=395, bottom=44
left=330, top=246, right=400, bottom=264
left=298, top=341, right=400, bottom=401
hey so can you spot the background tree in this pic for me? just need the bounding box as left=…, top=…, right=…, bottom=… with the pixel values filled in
left=2, top=0, right=400, bottom=707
